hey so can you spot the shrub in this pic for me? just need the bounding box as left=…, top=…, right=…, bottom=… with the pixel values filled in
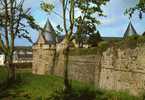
left=98, top=41, right=110, bottom=51
left=137, top=36, right=145, bottom=44
left=117, top=35, right=145, bottom=49
left=47, top=86, right=97, bottom=100
left=87, top=31, right=102, bottom=47
left=48, top=86, right=141, bottom=100
left=102, top=91, right=139, bottom=100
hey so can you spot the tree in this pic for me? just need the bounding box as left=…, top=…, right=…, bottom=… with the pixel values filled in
left=87, top=31, right=102, bottom=47
left=56, top=0, right=75, bottom=91
left=125, top=0, right=145, bottom=19
left=75, top=0, right=109, bottom=47
left=0, top=0, right=39, bottom=80
left=41, top=0, right=109, bottom=91
left=41, top=0, right=75, bottom=91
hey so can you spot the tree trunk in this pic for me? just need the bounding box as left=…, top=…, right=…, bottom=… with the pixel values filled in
left=9, top=62, right=16, bottom=81
left=57, top=38, right=71, bottom=91
left=64, top=47, right=71, bottom=90
left=6, top=55, right=16, bottom=81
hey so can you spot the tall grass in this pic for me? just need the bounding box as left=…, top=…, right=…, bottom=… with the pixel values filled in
left=0, top=67, right=143, bottom=100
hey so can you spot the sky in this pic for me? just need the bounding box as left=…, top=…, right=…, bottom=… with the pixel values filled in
left=15, top=0, right=145, bottom=46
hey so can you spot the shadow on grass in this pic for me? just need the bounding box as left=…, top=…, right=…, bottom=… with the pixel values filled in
left=47, top=87, right=141, bottom=100
left=0, top=72, right=143, bottom=100
left=0, top=74, right=32, bottom=99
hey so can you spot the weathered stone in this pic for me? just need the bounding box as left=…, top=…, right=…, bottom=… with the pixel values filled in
left=33, top=43, right=145, bottom=96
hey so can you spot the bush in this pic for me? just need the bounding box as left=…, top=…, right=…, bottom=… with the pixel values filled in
left=47, top=86, right=97, bottom=100
left=117, top=35, right=145, bottom=49
left=47, top=86, right=140, bottom=100
left=137, top=36, right=145, bottom=44
left=98, top=41, right=111, bottom=51
left=87, top=31, right=102, bottom=47
left=101, top=91, right=139, bottom=100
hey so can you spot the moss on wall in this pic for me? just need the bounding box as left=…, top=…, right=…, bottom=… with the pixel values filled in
left=68, top=36, right=145, bottom=56
left=69, top=47, right=100, bottom=56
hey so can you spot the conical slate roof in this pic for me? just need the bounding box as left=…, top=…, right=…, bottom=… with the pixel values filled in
left=43, top=19, right=56, bottom=43
left=124, top=22, right=138, bottom=38
left=35, top=19, right=56, bottom=44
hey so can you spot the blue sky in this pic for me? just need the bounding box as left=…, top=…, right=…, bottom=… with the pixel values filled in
left=15, top=0, right=145, bottom=46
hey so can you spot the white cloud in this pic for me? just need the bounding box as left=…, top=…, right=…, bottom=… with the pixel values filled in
left=43, top=0, right=55, bottom=4
left=100, top=17, right=116, bottom=26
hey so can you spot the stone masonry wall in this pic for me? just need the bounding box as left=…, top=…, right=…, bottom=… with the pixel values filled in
left=100, top=45, right=145, bottom=95
left=32, top=44, right=55, bottom=75
left=33, top=44, right=145, bottom=95
left=33, top=45, right=102, bottom=84
left=52, top=52, right=102, bottom=85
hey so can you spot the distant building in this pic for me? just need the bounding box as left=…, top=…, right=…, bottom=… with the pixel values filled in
left=0, top=53, right=5, bottom=66
left=13, top=46, right=32, bottom=63
left=124, top=22, right=138, bottom=38
left=0, top=46, right=32, bottom=65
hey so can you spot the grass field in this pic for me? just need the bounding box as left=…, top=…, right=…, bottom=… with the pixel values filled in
left=0, top=66, right=142, bottom=100
left=0, top=67, right=91, bottom=99
left=0, top=66, right=8, bottom=83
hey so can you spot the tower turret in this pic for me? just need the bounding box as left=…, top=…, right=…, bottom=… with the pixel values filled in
left=124, top=22, right=138, bottom=38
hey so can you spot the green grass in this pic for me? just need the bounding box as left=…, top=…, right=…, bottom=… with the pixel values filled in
left=97, top=90, right=140, bottom=100
left=0, top=66, right=142, bottom=100
left=0, top=72, right=64, bottom=99
left=15, top=73, right=64, bottom=97
left=0, top=66, right=8, bottom=83
left=0, top=67, right=90, bottom=99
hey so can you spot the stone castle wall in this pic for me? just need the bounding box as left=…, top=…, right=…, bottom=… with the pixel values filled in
left=32, top=44, right=145, bottom=95
left=33, top=45, right=102, bottom=85
left=100, top=45, right=145, bottom=95
left=32, top=44, right=56, bottom=75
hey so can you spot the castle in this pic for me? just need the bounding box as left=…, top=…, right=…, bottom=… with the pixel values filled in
left=32, top=19, right=145, bottom=95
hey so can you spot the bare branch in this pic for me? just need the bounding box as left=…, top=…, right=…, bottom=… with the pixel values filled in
left=62, top=0, right=68, bottom=35
left=4, top=0, right=10, bottom=49
left=0, top=0, right=5, bottom=7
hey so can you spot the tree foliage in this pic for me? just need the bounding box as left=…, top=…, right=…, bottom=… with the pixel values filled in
left=0, top=0, right=40, bottom=80
left=75, top=0, right=109, bottom=47
left=40, top=2, right=54, bottom=13
left=125, top=0, right=145, bottom=19
left=40, top=0, right=75, bottom=90
left=40, top=0, right=109, bottom=91
left=87, top=31, right=102, bottom=47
